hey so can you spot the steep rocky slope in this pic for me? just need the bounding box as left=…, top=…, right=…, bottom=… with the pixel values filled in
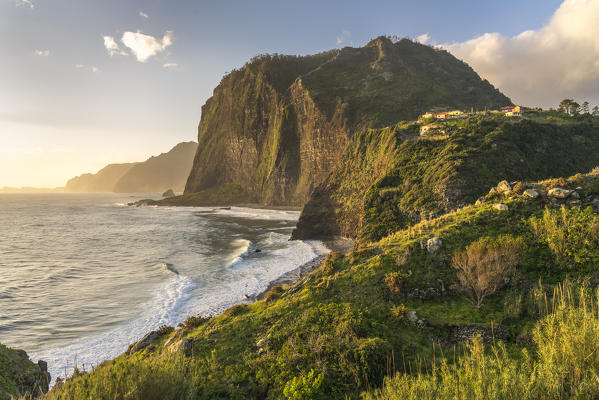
left=113, top=141, right=197, bottom=193
left=293, top=113, right=599, bottom=241
left=184, top=36, right=510, bottom=205
left=0, top=343, right=49, bottom=400
left=65, top=163, right=136, bottom=192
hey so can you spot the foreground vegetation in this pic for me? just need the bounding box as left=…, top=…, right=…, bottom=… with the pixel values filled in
left=365, top=283, right=599, bottom=400
left=40, top=167, right=599, bottom=399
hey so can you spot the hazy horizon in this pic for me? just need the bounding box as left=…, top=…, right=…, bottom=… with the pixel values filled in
left=3, top=0, right=599, bottom=187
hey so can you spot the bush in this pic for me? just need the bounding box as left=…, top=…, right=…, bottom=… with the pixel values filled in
left=264, top=285, right=285, bottom=301
left=177, top=315, right=210, bottom=331
left=452, top=235, right=524, bottom=308
left=530, top=206, right=599, bottom=269
left=390, top=304, right=406, bottom=322
left=384, top=271, right=409, bottom=295
left=157, top=325, right=175, bottom=336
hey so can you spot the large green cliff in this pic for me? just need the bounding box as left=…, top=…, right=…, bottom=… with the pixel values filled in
left=184, top=37, right=510, bottom=205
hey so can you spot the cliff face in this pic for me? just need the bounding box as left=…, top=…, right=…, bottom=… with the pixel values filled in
left=65, top=163, right=136, bottom=192
left=185, top=37, right=511, bottom=205
left=113, top=141, right=197, bottom=193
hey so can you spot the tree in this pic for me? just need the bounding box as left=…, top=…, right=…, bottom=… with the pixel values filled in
left=452, top=235, right=524, bottom=309
left=582, top=101, right=590, bottom=114
left=558, top=99, right=581, bottom=116
left=592, top=105, right=599, bottom=116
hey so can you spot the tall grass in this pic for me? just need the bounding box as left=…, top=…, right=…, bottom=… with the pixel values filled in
left=364, top=282, right=599, bottom=400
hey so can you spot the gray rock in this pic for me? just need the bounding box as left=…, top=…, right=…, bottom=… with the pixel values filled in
left=426, top=237, right=442, bottom=253
left=128, top=331, right=159, bottom=353
left=162, top=188, right=175, bottom=198
left=496, top=180, right=512, bottom=193
left=523, top=189, right=539, bottom=198
left=548, top=187, right=572, bottom=199
left=493, top=203, right=509, bottom=211
left=570, top=191, right=580, bottom=199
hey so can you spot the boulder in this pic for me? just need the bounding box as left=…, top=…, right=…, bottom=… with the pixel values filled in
left=496, top=180, right=512, bottom=193
left=548, top=188, right=572, bottom=199
left=523, top=189, right=539, bottom=198
left=128, top=331, right=159, bottom=354
left=493, top=203, right=509, bottom=211
left=426, top=237, right=442, bottom=253
left=162, top=188, right=175, bottom=198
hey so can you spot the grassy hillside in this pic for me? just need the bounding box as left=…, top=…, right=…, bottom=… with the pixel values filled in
left=43, top=167, right=599, bottom=399
left=294, top=112, right=599, bottom=241
left=0, top=344, right=49, bottom=400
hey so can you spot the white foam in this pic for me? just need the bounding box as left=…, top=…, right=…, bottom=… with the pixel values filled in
left=32, top=274, right=196, bottom=385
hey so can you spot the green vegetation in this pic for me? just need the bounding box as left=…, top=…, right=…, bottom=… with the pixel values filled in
left=1, top=343, right=49, bottom=400
left=295, top=112, right=599, bottom=241
left=43, top=168, right=599, bottom=399
left=364, top=283, right=599, bottom=400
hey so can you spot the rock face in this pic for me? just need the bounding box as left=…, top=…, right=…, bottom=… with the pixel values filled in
left=523, top=189, right=539, bottom=198
left=548, top=187, right=573, bottom=199
left=185, top=36, right=511, bottom=206
left=0, top=343, right=50, bottom=400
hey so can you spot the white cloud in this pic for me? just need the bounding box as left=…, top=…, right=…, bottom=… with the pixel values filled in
left=75, top=64, right=84, bottom=68
left=103, top=35, right=127, bottom=57
left=121, top=30, right=173, bottom=62
left=336, top=30, right=352, bottom=46
left=35, top=49, right=49, bottom=57
left=163, top=63, right=179, bottom=69
left=443, top=0, right=599, bottom=108
left=416, top=33, right=430, bottom=45
left=139, top=11, right=149, bottom=19
left=16, top=0, right=34, bottom=9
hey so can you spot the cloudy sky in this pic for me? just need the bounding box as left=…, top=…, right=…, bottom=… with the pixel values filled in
left=2, top=0, right=597, bottom=187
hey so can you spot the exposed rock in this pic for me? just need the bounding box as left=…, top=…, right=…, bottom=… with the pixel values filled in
left=523, top=189, right=539, bottom=198
left=432, top=325, right=508, bottom=346
left=127, top=331, right=159, bottom=354
left=406, top=311, right=426, bottom=328
left=570, top=191, right=580, bottom=200
left=0, top=343, right=50, bottom=399
left=548, top=187, right=572, bottom=199
left=496, top=180, right=512, bottom=193
left=162, top=188, right=175, bottom=198
left=426, top=237, right=442, bottom=253
left=493, top=203, right=509, bottom=211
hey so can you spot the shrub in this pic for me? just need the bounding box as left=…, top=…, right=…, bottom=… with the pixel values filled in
left=452, top=235, right=524, bottom=308
left=530, top=206, right=599, bottom=269
left=283, top=369, right=324, bottom=400
left=390, top=304, right=406, bottom=321
left=157, top=325, right=175, bottom=336
left=384, top=271, right=409, bottom=295
left=177, top=315, right=210, bottom=331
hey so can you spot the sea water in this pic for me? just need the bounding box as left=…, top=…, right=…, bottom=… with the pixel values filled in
left=0, top=193, right=328, bottom=383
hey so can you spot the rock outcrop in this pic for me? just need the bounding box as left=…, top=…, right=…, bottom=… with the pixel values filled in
left=0, top=343, right=50, bottom=400
left=185, top=36, right=511, bottom=206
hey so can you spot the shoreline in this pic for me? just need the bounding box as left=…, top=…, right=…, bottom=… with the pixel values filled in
left=253, top=238, right=354, bottom=301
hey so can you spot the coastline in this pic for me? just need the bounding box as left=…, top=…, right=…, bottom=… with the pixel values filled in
left=253, top=238, right=354, bottom=301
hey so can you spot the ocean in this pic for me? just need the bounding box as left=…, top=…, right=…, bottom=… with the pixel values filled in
left=0, top=193, right=328, bottom=384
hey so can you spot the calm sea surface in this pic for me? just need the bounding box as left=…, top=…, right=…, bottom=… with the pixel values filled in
left=0, top=193, right=327, bottom=383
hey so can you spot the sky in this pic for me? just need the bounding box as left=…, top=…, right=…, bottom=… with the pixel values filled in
left=2, top=0, right=598, bottom=188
